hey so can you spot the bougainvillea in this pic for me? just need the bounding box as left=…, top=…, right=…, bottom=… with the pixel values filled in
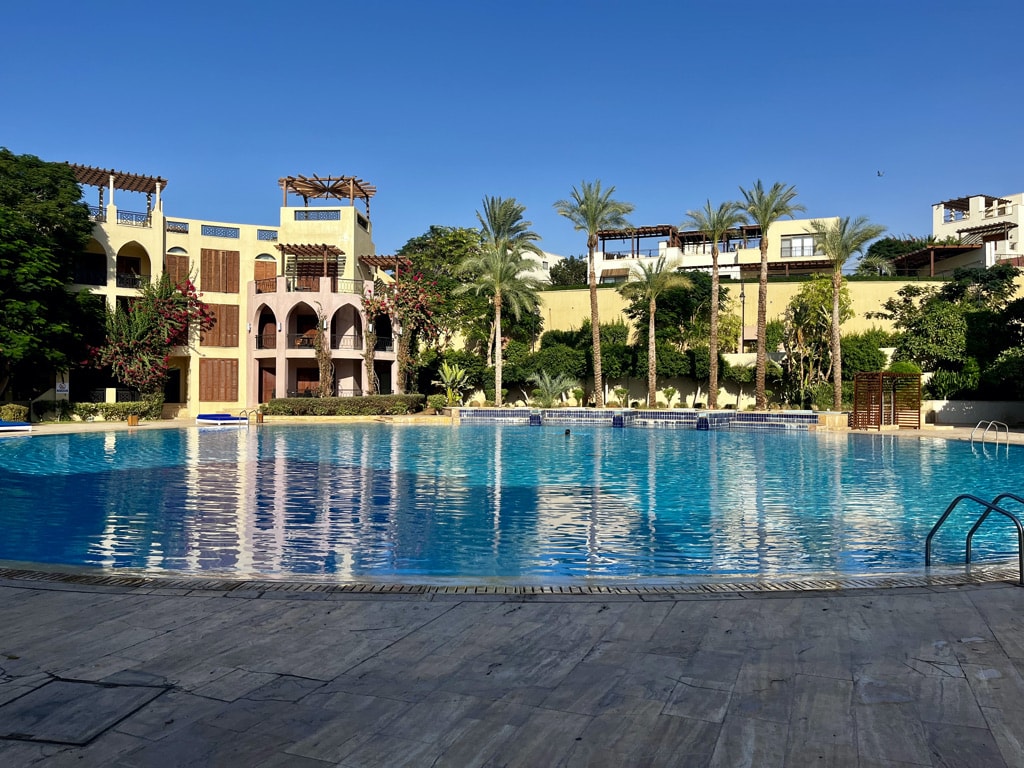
left=94, top=273, right=216, bottom=395
left=361, top=260, right=442, bottom=393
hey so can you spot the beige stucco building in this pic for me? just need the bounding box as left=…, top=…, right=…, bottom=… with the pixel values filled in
left=70, top=166, right=398, bottom=416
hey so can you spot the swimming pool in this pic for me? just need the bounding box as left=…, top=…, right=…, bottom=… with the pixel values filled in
left=0, top=424, right=1018, bottom=584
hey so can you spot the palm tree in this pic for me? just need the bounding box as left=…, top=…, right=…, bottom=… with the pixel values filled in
left=810, top=216, right=886, bottom=410
left=683, top=200, right=747, bottom=409
left=553, top=180, right=634, bottom=407
left=617, top=257, right=690, bottom=407
left=457, top=245, right=541, bottom=406
left=477, top=195, right=543, bottom=256
left=739, top=180, right=805, bottom=409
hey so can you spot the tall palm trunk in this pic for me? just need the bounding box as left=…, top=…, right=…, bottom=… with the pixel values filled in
left=647, top=295, right=656, bottom=406
left=364, top=328, right=377, bottom=395
left=588, top=238, right=604, bottom=407
left=831, top=268, right=843, bottom=411
left=494, top=292, right=503, bottom=407
left=709, top=245, right=720, bottom=409
left=755, top=241, right=769, bottom=409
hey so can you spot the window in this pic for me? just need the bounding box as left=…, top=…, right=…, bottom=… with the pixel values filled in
left=254, top=254, right=277, bottom=282
left=200, top=249, right=240, bottom=293
left=200, top=304, right=239, bottom=347
left=164, top=250, right=190, bottom=287
left=199, top=358, right=238, bottom=401
left=780, top=235, right=818, bottom=259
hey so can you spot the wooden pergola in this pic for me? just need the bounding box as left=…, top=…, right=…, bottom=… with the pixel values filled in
left=275, top=243, right=345, bottom=282
left=279, top=174, right=377, bottom=217
left=67, top=162, right=167, bottom=211
left=597, top=224, right=764, bottom=256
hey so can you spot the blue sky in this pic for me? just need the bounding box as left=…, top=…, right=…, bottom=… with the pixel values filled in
left=3, top=1, right=1023, bottom=260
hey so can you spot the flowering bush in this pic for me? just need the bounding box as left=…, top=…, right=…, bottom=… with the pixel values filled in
left=93, top=273, right=215, bottom=396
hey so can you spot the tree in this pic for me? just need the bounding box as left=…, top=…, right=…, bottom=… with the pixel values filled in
left=780, top=276, right=851, bottom=407
left=457, top=245, right=540, bottom=406
left=809, top=216, right=886, bottom=409
left=554, top=180, right=634, bottom=407
left=548, top=255, right=589, bottom=287
left=0, top=148, right=96, bottom=399
left=397, top=225, right=486, bottom=346
left=530, top=370, right=577, bottom=408
left=854, top=235, right=924, bottom=276
left=739, top=180, right=805, bottom=408
left=683, top=200, right=747, bottom=408
left=361, top=262, right=443, bottom=394
left=432, top=361, right=471, bottom=406
left=94, top=273, right=215, bottom=397
left=616, top=256, right=690, bottom=406
left=476, top=195, right=543, bottom=257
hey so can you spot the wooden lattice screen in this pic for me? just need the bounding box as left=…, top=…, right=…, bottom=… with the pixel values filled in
left=852, top=372, right=922, bottom=430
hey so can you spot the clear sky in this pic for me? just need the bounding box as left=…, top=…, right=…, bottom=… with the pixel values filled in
left=3, top=1, right=1022, bottom=260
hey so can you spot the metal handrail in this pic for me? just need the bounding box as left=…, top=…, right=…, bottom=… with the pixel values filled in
left=925, top=493, right=1024, bottom=586
left=970, top=420, right=1009, bottom=446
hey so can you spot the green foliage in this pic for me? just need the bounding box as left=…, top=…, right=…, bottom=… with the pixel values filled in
left=855, top=235, right=926, bottom=276
left=926, top=360, right=980, bottom=400
left=426, top=393, right=447, bottom=410
left=841, top=329, right=892, bottom=379
left=612, top=386, right=629, bottom=407
left=661, top=386, right=677, bottom=407
left=263, top=394, right=426, bottom=416
left=940, top=263, right=1019, bottom=310
left=887, top=361, right=922, bottom=374
left=398, top=225, right=486, bottom=339
left=0, top=148, right=97, bottom=399
left=0, top=403, right=29, bottom=422
left=95, top=273, right=214, bottom=395
left=432, top=361, right=471, bottom=406
left=765, top=319, right=786, bottom=352
left=529, top=370, right=577, bottom=408
left=548, top=255, right=588, bottom=287
left=529, top=344, right=586, bottom=381
left=541, top=327, right=587, bottom=349
left=500, top=340, right=532, bottom=385
left=981, top=348, right=1024, bottom=399
left=623, top=269, right=720, bottom=346
left=688, top=346, right=711, bottom=382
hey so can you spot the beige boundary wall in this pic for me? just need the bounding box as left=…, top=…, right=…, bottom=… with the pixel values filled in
left=539, top=279, right=950, bottom=338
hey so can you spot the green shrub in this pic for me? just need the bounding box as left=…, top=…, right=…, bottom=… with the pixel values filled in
left=262, top=394, right=426, bottom=416
left=32, top=400, right=74, bottom=420
left=0, top=403, right=29, bottom=422
left=887, top=361, right=922, bottom=374
left=72, top=402, right=100, bottom=420
left=426, top=394, right=446, bottom=411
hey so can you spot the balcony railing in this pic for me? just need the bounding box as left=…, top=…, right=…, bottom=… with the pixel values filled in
left=255, top=334, right=277, bottom=350
left=374, top=336, right=394, bottom=352
left=254, top=278, right=278, bottom=294
left=332, top=333, right=363, bottom=350
left=332, top=277, right=366, bottom=294
left=116, top=273, right=151, bottom=289
left=288, top=332, right=319, bottom=349
left=288, top=277, right=321, bottom=292
left=73, top=268, right=107, bottom=286
left=88, top=205, right=106, bottom=222
left=117, top=210, right=152, bottom=227
left=166, top=221, right=189, bottom=234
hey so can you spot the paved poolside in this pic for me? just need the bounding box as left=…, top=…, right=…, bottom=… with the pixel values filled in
left=1, top=573, right=1023, bottom=767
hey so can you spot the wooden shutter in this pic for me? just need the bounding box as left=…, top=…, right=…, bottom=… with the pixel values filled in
left=164, top=254, right=190, bottom=286
left=200, top=304, right=239, bottom=347
left=200, top=249, right=240, bottom=293
left=199, top=359, right=239, bottom=402
left=254, top=259, right=276, bottom=281
left=201, top=249, right=221, bottom=293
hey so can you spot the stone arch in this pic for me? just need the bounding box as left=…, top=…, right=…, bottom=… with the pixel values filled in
left=253, top=303, right=278, bottom=350
left=115, top=240, right=152, bottom=289
left=331, top=303, right=363, bottom=349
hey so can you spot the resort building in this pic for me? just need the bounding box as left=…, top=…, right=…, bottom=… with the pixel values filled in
left=69, top=165, right=398, bottom=416
left=592, top=218, right=840, bottom=284
left=894, top=193, right=1023, bottom=276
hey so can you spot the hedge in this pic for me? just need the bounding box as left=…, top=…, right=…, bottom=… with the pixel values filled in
left=0, top=403, right=29, bottom=422
left=262, top=394, right=426, bottom=416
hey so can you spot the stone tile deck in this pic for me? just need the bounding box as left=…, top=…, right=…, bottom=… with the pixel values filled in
left=1, top=575, right=1023, bottom=766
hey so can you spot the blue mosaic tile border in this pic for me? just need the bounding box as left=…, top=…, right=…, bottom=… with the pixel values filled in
left=456, top=408, right=822, bottom=431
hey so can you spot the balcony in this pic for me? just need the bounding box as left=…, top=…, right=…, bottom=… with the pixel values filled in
left=88, top=205, right=106, bottom=223
left=332, top=277, right=366, bottom=294
left=332, top=333, right=363, bottom=350
left=374, top=337, right=394, bottom=352
left=116, top=273, right=150, bottom=289
left=288, top=332, right=319, bottom=349
left=166, top=221, right=189, bottom=234
left=255, top=334, right=277, bottom=350
left=255, top=278, right=278, bottom=294
left=72, top=267, right=106, bottom=286
left=117, top=210, right=152, bottom=228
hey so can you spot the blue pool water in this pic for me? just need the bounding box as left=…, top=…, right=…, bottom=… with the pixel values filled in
left=0, top=424, right=1019, bottom=583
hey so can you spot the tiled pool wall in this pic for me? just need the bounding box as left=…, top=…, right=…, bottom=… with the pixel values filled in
left=456, top=408, right=825, bottom=431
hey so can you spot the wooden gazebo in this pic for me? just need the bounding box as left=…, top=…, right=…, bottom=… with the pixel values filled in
left=275, top=243, right=345, bottom=290
left=852, top=372, right=922, bottom=430
left=67, top=163, right=168, bottom=219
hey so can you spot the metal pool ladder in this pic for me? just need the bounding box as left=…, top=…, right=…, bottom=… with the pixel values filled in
left=971, top=420, right=1009, bottom=446
left=925, top=492, right=1024, bottom=586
